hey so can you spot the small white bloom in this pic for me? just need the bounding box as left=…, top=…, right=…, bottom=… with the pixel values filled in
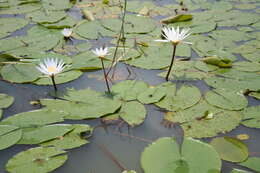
left=36, top=58, right=65, bottom=76
left=92, top=47, right=109, bottom=58
left=155, top=26, right=192, bottom=45
left=61, top=28, right=73, bottom=38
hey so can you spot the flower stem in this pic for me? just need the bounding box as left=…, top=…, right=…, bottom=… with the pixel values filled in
left=166, top=44, right=177, bottom=81
left=50, top=75, right=57, bottom=91
left=101, top=58, right=111, bottom=93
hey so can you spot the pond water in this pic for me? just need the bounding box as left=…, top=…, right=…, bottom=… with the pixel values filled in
left=0, top=0, right=260, bottom=173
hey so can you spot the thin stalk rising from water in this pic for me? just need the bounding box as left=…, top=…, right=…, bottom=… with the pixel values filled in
left=50, top=75, right=57, bottom=91
left=101, top=58, right=111, bottom=93
left=106, top=0, right=127, bottom=77
left=166, top=44, right=177, bottom=81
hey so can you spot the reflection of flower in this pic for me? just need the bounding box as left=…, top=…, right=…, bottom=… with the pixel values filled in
left=92, top=47, right=109, bottom=58
left=155, top=26, right=191, bottom=45
left=36, top=58, right=65, bottom=76
left=61, top=28, right=73, bottom=38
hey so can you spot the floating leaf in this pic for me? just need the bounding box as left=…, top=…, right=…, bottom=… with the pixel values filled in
left=6, top=147, right=68, bottom=173
left=0, top=3, right=41, bottom=14
left=141, top=137, right=221, bottom=173
left=41, top=124, right=93, bottom=149
left=161, top=14, right=192, bottom=24
left=231, top=169, right=251, bottom=173
left=40, top=88, right=121, bottom=120
left=203, top=56, right=232, bottom=68
left=248, top=92, right=260, bottom=100
left=112, top=80, right=148, bottom=101
left=26, top=10, right=67, bottom=24
left=0, top=108, right=66, bottom=128
left=75, top=20, right=115, bottom=39
left=239, top=157, right=260, bottom=172
left=1, top=64, right=41, bottom=83
left=205, top=77, right=260, bottom=93
left=233, top=61, right=260, bottom=72
left=18, top=124, right=73, bottom=144
left=210, top=137, right=249, bottom=162
left=205, top=89, right=248, bottom=111
left=101, top=15, right=156, bottom=34
left=0, top=18, right=29, bottom=38
left=137, top=86, right=166, bottom=104
left=0, top=93, right=14, bottom=109
left=34, top=70, right=83, bottom=85
left=155, top=83, right=201, bottom=111
left=241, top=106, right=260, bottom=128
left=119, top=101, right=146, bottom=126
left=0, top=125, right=22, bottom=150
left=165, top=100, right=242, bottom=138
left=42, top=0, right=73, bottom=10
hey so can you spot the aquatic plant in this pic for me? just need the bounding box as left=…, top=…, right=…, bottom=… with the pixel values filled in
left=92, top=47, right=111, bottom=93
left=36, top=58, right=65, bottom=91
left=155, top=26, right=191, bottom=81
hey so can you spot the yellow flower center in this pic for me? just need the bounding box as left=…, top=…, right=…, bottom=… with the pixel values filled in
left=47, top=66, right=57, bottom=73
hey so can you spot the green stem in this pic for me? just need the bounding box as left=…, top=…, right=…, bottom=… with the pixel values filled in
left=101, top=59, right=111, bottom=93
left=166, top=44, right=177, bottom=81
left=50, top=75, right=57, bottom=91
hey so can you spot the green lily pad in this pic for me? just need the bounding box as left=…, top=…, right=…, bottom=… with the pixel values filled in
left=137, top=86, right=166, bottom=104
left=0, top=3, right=41, bottom=14
left=40, top=88, right=121, bottom=120
left=204, top=77, right=260, bottom=92
left=0, top=37, right=24, bottom=52
left=141, top=137, right=221, bottom=173
left=248, top=92, right=260, bottom=100
left=239, top=157, right=260, bottom=172
left=0, top=18, right=29, bottom=38
left=241, top=106, right=260, bottom=128
left=0, top=93, right=14, bottom=109
left=209, top=30, right=250, bottom=42
left=112, top=80, right=148, bottom=101
left=161, top=14, right=192, bottom=24
left=75, top=20, right=115, bottom=39
left=231, top=169, right=251, bottom=173
left=41, top=124, right=93, bottom=149
left=6, top=147, right=68, bottom=173
left=0, top=108, right=66, bottom=128
left=164, top=100, right=242, bottom=138
left=18, top=124, right=73, bottom=144
left=26, top=10, right=67, bottom=24
left=158, top=61, right=213, bottom=81
left=1, top=64, right=41, bottom=83
left=155, top=83, right=201, bottom=111
left=205, top=89, right=248, bottom=111
left=210, top=137, right=249, bottom=162
left=127, top=44, right=191, bottom=70
left=0, top=125, right=22, bottom=150
left=34, top=70, right=83, bottom=85
left=71, top=51, right=108, bottom=70
left=42, top=16, right=77, bottom=29
left=101, top=15, right=156, bottom=34
left=119, top=101, right=146, bottom=126
left=42, top=0, right=73, bottom=11
left=233, top=61, right=260, bottom=72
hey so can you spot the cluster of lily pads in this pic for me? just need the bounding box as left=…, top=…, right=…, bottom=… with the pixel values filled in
left=0, top=0, right=260, bottom=172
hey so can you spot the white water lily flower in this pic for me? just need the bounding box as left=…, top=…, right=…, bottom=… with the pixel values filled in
left=36, top=58, right=65, bottom=76
left=61, top=28, right=73, bottom=37
left=92, top=47, right=109, bottom=58
left=155, top=26, right=191, bottom=45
